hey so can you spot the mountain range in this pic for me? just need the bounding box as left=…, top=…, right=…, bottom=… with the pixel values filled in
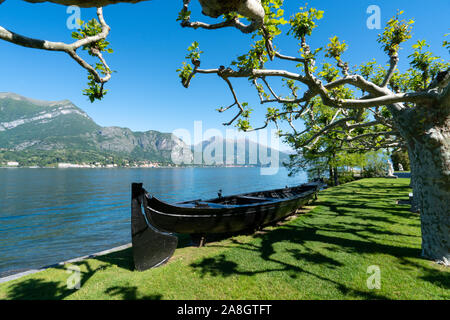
left=0, top=93, right=289, bottom=167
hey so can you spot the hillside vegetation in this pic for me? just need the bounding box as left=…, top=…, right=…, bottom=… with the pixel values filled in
left=0, top=93, right=289, bottom=167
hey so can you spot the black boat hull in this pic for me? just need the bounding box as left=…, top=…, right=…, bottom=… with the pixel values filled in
left=144, top=191, right=316, bottom=234
left=131, top=182, right=320, bottom=271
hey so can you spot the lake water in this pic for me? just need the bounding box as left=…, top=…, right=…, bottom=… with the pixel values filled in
left=0, top=167, right=306, bottom=277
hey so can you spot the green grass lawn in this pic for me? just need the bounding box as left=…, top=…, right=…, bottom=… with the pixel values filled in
left=0, top=178, right=448, bottom=300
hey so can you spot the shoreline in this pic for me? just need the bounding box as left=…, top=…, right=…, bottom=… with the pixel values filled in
left=0, top=243, right=132, bottom=284
left=0, top=165, right=267, bottom=169
left=3, top=178, right=446, bottom=300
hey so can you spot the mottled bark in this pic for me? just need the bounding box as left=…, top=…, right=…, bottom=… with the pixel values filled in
left=198, top=0, right=264, bottom=23
left=394, top=103, right=450, bottom=265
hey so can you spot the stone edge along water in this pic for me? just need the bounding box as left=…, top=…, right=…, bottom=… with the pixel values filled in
left=0, top=243, right=132, bottom=284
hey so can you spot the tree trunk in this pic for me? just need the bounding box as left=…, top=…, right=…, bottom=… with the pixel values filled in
left=394, top=103, right=450, bottom=266
left=408, top=140, right=449, bottom=265
left=329, top=165, right=334, bottom=186
left=333, top=167, right=339, bottom=186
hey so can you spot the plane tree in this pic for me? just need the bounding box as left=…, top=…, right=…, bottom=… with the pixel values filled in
left=281, top=64, right=393, bottom=185
left=177, top=1, right=450, bottom=265
left=283, top=93, right=367, bottom=186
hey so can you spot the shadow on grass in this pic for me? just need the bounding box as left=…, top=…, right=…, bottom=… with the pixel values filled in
left=189, top=180, right=446, bottom=299
left=6, top=278, right=71, bottom=300
left=4, top=239, right=195, bottom=300
left=6, top=260, right=100, bottom=300
left=343, top=182, right=411, bottom=191
left=5, top=252, right=165, bottom=300
left=105, top=286, right=163, bottom=300
left=420, top=273, right=450, bottom=290
left=189, top=221, right=446, bottom=299
left=315, top=200, right=420, bottom=221
left=93, top=248, right=135, bottom=271
left=190, top=250, right=385, bottom=299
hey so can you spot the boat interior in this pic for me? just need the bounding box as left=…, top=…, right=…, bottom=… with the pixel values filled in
left=175, top=184, right=317, bottom=208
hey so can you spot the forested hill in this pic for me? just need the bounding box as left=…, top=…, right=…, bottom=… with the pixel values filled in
left=0, top=93, right=290, bottom=168
left=0, top=93, right=188, bottom=166
left=193, top=136, right=291, bottom=167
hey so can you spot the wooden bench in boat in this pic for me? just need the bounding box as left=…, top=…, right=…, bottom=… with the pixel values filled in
left=236, top=195, right=276, bottom=202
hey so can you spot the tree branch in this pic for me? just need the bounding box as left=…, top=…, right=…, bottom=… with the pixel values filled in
left=382, top=53, right=399, bottom=88
left=216, top=76, right=244, bottom=126
left=0, top=8, right=111, bottom=83
left=180, top=0, right=265, bottom=34
left=332, top=91, right=437, bottom=109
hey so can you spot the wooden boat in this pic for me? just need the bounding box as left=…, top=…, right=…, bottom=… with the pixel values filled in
left=131, top=181, right=322, bottom=271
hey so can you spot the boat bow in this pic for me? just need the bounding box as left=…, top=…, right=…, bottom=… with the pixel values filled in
left=131, top=183, right=178, bottom=271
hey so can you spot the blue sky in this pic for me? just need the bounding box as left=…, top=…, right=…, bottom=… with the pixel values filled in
left=0, top=0, right=448, bottom=150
